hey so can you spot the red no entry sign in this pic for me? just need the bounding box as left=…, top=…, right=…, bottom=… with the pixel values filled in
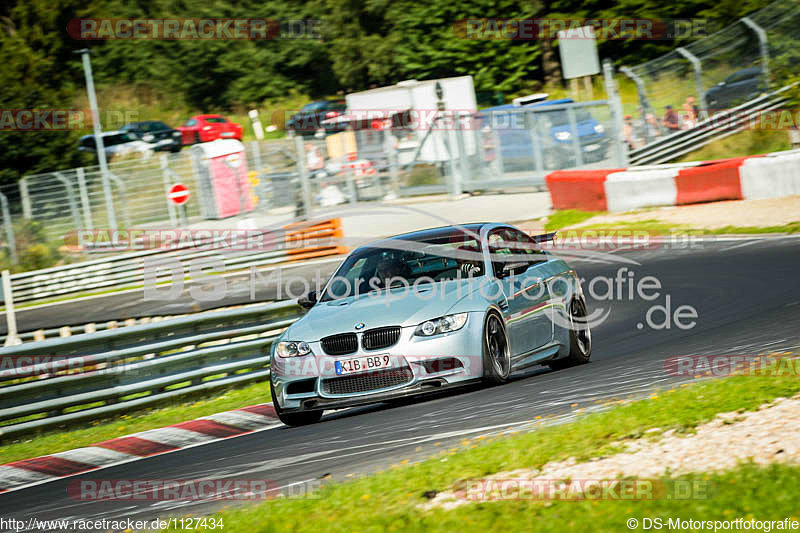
left=169, top=183, right=190, bottom=205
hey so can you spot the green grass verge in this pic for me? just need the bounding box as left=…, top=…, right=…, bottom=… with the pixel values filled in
left=545, top=209, right=604, bottom=231
left=0, top=380, right=268, bottom=464
left=544, top=210, right=800, bottom=236
left=169, top=368, right=800, bottom=532
left=677, top=129, right=792, bottom=163
left=561, top=219, right=800, bottom=236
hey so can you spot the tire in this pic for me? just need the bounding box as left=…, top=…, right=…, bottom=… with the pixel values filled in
left=482, top=312, right=511, bottom=385
left=194, top=132, right=201, bottom=144
left=549, top=298, right=592, bottom=370
left=270, top=382, right=323, bottom=426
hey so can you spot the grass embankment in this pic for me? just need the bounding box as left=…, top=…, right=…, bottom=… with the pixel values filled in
left=167, top=363, right=800, bottom=532
left=677, top=129, right=792, bottom=162
left=544, top=209, right=800, bottom=235
left=0, top=381, right=268, bottom=464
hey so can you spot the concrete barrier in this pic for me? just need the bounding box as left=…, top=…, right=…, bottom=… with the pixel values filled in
left=546, top=151, right=800, bottom=212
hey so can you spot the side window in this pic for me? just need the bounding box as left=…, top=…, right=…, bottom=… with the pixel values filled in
left=488, top=228, right=546, bottom=277
left=506, top=229, right=547, bottom=262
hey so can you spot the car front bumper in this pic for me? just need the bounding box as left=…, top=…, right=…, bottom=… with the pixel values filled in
left=271, top=312, right=487, bottom=412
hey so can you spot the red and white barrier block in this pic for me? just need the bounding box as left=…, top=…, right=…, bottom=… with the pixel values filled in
left=546, top=150, right=800, bottom=212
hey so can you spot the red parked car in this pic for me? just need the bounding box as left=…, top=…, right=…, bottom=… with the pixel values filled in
left=177, top=114, right=244, bottom=145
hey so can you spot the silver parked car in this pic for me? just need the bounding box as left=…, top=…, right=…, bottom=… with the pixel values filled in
left=270, top=223, right=592, bottom=426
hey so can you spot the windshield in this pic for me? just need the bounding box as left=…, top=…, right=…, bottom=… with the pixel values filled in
left=321, top=231, right=484, bottom=301
left=300, top=102, right=327, bottom=112
left=543, top=108, right=594, bottom=127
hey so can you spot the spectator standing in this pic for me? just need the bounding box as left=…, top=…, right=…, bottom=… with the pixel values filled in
left=663, top=105, right=680, bottom=132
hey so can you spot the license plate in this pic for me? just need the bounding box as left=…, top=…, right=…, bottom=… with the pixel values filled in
left=335, top=354, right=393, bottom=375
left=584, top=143, right=600, bottom=151
left=221, top=132, right=234, bottom=137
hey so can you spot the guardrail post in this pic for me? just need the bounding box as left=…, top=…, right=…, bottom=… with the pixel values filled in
left=0, top=193, right=16, bottom=265
left=2, top=270, right=21, bottom=346
left=604, top=59, right=629, bottom=167
left=75, top=168, right=93, bottom=231
left=741, top=17, right=770, bottom=87
left=676, top=47, right=708, bottom=113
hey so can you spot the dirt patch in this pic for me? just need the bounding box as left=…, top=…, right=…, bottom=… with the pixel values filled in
left=568, top=196, right=800, bottom=231
left=423, top=395, right=800, bottom=510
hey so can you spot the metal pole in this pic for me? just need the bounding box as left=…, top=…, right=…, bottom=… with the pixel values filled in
left=453, top=114, right=468, bottom=195
left=53, top=173, right=83, bottom=234
left=294, top=135, right=313, bottom=218
left=77, top=49, right=117, bottom=231
left=250, top=140, right=262, bottom=172
left=620, top=65, right=653, bottom=145
left=0, top=193, right=17, bottom=265
left=530, top=112, right=545, bottom=173
left=490, top=125, right=505, bottom=179
left=676, top=47, right=707, bottom=113
left=161, top=154, right=178, bottom=228
left=741, top=17, right=770, bottom=88
left=566, top=107, right=585, bottom=168
left=75, top=168, right=93, bottom=230
left=604, top=59, right=629, bottom=167
left=3, top=269, right=21, bottom=346
left=18, top=178, right=32, bottom=220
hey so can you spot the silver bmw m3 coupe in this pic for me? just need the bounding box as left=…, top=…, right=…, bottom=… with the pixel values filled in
left=270, top=223, right=592, bottom=426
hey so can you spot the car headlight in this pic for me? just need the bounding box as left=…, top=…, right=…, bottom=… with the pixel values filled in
left=554, top=131, right=571, bottom=141
left=594, top=124, right=605, bottom=133
left=415, top=313, right=469, bottom=337
left=276, top=341, right=312, bottom=358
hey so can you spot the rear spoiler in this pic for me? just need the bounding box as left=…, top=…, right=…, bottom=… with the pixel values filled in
left=531, top=231, right=557, bottom=244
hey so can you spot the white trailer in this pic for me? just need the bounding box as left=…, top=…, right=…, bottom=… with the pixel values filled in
left=330, top=76, right=479, bottom=164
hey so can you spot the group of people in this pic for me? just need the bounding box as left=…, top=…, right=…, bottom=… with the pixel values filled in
left=623, top=96, right=701, bottom=150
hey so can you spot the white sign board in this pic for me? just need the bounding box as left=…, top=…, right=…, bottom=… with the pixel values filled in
left=557, top=26, right=601, bottom=79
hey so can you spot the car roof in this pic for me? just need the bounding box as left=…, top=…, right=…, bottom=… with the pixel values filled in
left=480, top=98, right=574, bottom=113
left=195, top=114, right=223, bottom=119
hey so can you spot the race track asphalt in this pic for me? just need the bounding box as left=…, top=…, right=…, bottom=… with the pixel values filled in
left=1, top=236, right=798, bottom=530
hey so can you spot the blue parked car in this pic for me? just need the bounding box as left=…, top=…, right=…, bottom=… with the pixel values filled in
left=479, top=98, right=610, bottom=171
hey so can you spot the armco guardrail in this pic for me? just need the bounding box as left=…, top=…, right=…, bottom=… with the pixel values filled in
left=629, top=84, right=796, bottom=166
left=7, top=218, right=345, bottom=305
left=0, top=300, right=303, bottom=439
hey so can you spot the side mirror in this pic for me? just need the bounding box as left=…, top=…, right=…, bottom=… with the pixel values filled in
left=718, top=81, right=725, bottom=87
left=298, top=290, right=317, bottom=310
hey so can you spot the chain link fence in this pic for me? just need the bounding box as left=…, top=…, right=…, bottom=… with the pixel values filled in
left=0, top=94, right=625, bottom=267
left=620, top=0, right=800, bottom=150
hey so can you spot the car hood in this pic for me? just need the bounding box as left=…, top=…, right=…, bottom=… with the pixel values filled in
left=285, top=278, right=490, bottom=341
left=551, top=119, right=601, bottom=140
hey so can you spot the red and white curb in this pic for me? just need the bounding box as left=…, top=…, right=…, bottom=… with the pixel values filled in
left=546, top=149, right=800, bottom=212
left=0, top=404, right=281, bottom=494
